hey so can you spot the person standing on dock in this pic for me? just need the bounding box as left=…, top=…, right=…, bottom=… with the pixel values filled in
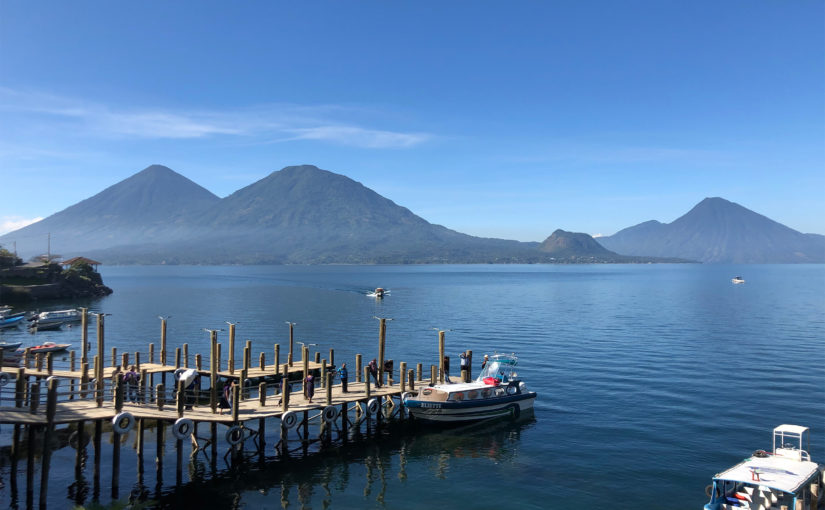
left=459, top=352, right=470, bottom=382
left=125, top=365, right=140, bottom=403
left=338, top=363, right=348, bottom=393
left=368, top=358, right=381, bottom=388
left=220, top=380, right=234, bottom=415
left=304, top=374, right=315, bottom=403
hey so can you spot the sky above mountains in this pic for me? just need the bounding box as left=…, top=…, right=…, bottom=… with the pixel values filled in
left=1, top=1, right=823, bottom=241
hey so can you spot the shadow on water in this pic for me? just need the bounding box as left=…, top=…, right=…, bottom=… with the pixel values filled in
left=150, top=411, right=536, bottom=509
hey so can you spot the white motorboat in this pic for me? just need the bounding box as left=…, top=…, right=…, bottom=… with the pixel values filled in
left=403, top=353, right=536, bottom=423
left=703, top=425, right=824, bottom=510
left=28, top=309, right=82, bottom=326
left=731, top=276, right=746, bottom=284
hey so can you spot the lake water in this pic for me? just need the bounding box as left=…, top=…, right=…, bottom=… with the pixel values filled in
left=1, top=264, right=823, bottom=509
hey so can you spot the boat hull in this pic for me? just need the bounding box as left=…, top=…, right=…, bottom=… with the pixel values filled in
left=405, top=392, right=536, bottom=423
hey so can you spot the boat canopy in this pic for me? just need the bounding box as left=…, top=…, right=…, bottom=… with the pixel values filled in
left=476, top=353, right=519, bottom=383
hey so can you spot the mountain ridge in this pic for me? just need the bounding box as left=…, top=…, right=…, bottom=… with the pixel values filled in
left=597, top=197, right=825, bottom=263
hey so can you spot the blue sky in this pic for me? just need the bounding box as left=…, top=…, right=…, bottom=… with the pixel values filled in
left=1, top=1, right=823, bottom=240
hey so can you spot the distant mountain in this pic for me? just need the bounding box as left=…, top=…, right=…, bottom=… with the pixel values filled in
left=539, top=229, right=688, bottom=263
left=597, top=197, right=825, bottom=263
left=0, top=165, right=219, bottom=258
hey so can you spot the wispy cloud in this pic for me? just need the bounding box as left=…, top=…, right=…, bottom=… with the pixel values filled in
left=0, top=88, right=432, bottom=149
left=0, top=216, right=43, bottom=236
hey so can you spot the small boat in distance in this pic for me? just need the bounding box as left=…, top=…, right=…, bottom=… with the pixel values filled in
left=0, top=341, right=23, bottom=351
left=368, top=287, right=387, bottom=298
left=731, top=276, right=746, bottom=284
left=702, top=425, right=824, bottom=510
left=28, top=342, right=71, bottom=354
left=403, top=352, right=537, bottom=423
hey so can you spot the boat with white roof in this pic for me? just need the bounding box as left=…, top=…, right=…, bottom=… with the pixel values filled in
left=703, top=425, right=824, bottom=510
left=402, top=352, right=536, bottom=423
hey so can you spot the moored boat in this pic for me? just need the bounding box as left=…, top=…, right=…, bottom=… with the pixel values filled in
left=403, top=353, right=536, bottom=423
left=0, top=315, right=25, bottom=329
left=28, top=341, right=71, bottom=354
left=703, top=425, right=824, bottom=510
left=28, top=320, right=65, bottom=331
left=731, top=276, right=746, bottom=284
left=0, top=341, right=23, bottom=350
left=28, top=309, right=82, bottom=326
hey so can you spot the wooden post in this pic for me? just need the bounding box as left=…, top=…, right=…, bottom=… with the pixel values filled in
left=95, top=313, right=106, bottom=382
left=329, top=348, right=335, bottom=367
left=35, top=353, right=43, bottom=372
left=81, top=362, right=89, bottom=398
left=417, top=363, right=423, bottom=381
left=314, top=351, right=320, bottom=363
left=176, top=380, right=185, bottom=417
left=111, top=347, right=117, bottom=368
left=302, top=346, right=309, bottom=394
left=137, top=419, right=145, bottom=474
left=244, top=340, right=251, bottom=371
left=196, top=353, right=202, bottom=371
left=259, top=352, right=265, bottom=371
left=466, top=350, right=473, bottom=380
left=29, top=381, right=40, bottom=414
left=281, top=363, right=290, bottom=412
left=121, top=352, right=128, bottom=370
left=228, top=322, right=236, bottom=375
left=149, top=343, right=155, bottom=364
left=356, top=354, right=362, bottom=382
left=321, top=359, right=327, bottom=388
left=23, top=347, right=30, bottom=369
left=80, top=307, right=88, bottom=365
left=160, top=317, right=168, bottom=365
left=135, top=351, right=141, bottom=371
left=326, top=372, right=332, bottom=405
left=378, top=318, right=387, bottom=385
left=11, top=368, right=24, bottom=458
left=364, top=367, right=371, bottom=400
left=114, top=372, right=124, bottom=411
left=96, top=355, right=104, bottom=407
left=175, top=347, right=181, bottom=369
left=231, top=383, right=240, bottom=423
left=274, top=344, right=280, bottom=370
left=259, top=382, right=267, bottom=406
left=183, top=343, right=189, bottom=368
left=156, top=384, right=165, bottom=410
left=39, top=377, right=59, bottom=509
left=399, top=362, right=407, bottom=393
left=438, top=330, right=445, bottom=383
left=240, top=369, right=248, bottom=400
left=156, top=419, right=164, bottom=474
left=47, top=352, right=54, bottom=375
left=140, top=369, right=148, bottom=404
left=209, top=330, right=218, bottom=413
left=408, top=369, right=415, bottom=391
left=287, top=322, right=295, bottom=367
left=430, top=365, right=437, bottom=386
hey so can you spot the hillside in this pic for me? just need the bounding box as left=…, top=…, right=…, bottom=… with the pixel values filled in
left=597, top=197, right=825, bottom=263
left=0, top=165, right=219, bottom=257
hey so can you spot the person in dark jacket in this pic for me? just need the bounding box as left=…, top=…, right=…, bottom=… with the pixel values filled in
left=338, top=363, right=349, bottom=393
left=368, top=358, right=381, bottom=387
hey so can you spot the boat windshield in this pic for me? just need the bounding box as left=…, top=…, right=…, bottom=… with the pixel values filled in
left=476, top=354, right=518, bottom=383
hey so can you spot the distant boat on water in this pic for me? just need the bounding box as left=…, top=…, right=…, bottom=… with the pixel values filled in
left=731, top=276, right=745, bottom=284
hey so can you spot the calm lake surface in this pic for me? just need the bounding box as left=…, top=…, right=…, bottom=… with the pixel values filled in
left=1, top=264, right=823, bottom=509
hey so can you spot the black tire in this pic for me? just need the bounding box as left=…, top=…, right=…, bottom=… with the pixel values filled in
left=508, top=403, right=520, bottom=420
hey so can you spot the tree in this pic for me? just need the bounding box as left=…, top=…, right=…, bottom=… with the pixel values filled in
left=0, top=244, right=22, bottom=268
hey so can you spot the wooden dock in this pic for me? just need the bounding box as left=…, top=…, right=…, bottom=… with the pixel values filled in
left=0, top=311, right=471, bottom=509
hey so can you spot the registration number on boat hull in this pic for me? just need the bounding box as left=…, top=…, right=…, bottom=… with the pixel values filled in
left=419, top=403, right=441, bottom=409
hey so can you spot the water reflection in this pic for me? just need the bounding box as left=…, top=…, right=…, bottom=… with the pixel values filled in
left=151, top=412, right=535, bottom=509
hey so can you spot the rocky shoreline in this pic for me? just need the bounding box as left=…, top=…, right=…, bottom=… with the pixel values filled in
left=0, top=262, right=112, bottom=303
